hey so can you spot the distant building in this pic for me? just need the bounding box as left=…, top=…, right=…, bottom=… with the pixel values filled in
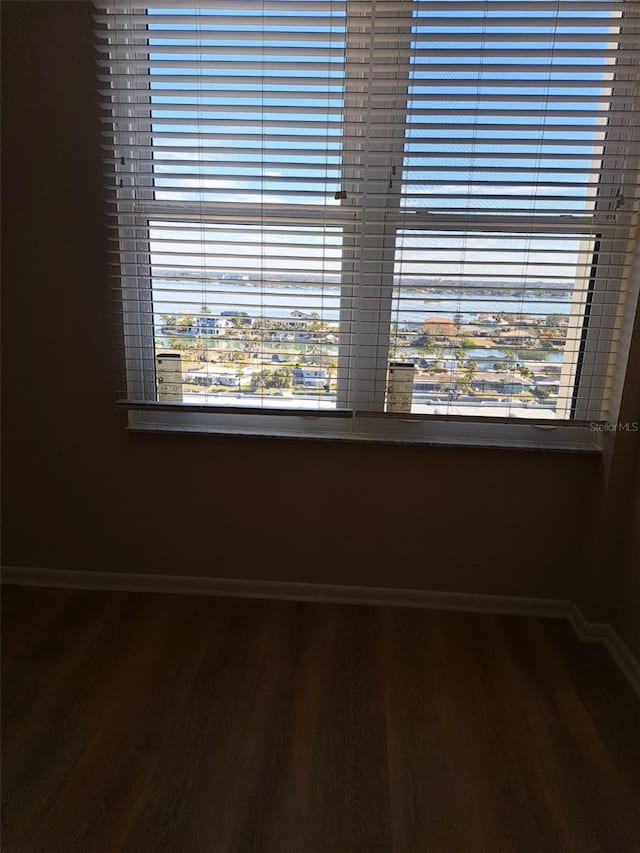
left=497, top=329, right=538, bottom=346
left=471, top=371, right=534, bottom=394
left=220, top=310, right=251, bottom=326
left=194, top=315, right=227, bottom=336
left=288, top=310, right=315, bottom=329
left=293, top=367, right=329, bottom=388
left=423, top=316, right=456, bottom=339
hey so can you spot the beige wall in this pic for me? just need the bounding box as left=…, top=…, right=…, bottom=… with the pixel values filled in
left=608, top=296, right=640, bottom=658
left=612, top=458, right=640, bottom=659
left=575, top=268, right=640, bottom=655
left=0, top=2, right=630, bottom=606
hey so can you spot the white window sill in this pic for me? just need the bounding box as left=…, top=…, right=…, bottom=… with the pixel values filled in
left=124, top=407, right=603, bottom=453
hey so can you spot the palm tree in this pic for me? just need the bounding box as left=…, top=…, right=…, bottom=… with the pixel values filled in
left=463, top=359, right=477, bottom=390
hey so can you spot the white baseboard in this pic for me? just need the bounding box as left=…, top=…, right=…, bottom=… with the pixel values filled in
left=567, top=604, right=640, bottom=700
left=0, top=565, right=573, bottom=618
left=3, top=565, right=639, bottom=699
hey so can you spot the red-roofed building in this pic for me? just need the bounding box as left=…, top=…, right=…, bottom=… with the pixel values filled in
left=423, top=316, right=456, bottom=339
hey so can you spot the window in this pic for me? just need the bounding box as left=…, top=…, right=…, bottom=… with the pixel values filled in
left=98, top=0, right=640, bottom=447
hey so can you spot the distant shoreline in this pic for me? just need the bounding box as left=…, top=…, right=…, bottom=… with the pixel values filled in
left=151, top=279, right=573, bottom=322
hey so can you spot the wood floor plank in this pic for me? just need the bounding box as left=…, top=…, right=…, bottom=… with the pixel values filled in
left=32, top=593, right=224, bottom=853
left=499, top=616, right=640, bottom=851
left=287, top=604, right=391, bottom=853
left=2, top=586, right=639, bottom=853
left=2, top=591, right=172, bottom=852
left=477, top=615, right=595, bottom=852
left=1, top=586, right=79, bottom=668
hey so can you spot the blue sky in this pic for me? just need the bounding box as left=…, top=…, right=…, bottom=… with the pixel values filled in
left=142, top=3, right=618, bottom=279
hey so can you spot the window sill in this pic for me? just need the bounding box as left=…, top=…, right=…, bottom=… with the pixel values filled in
left=125, top=407, right=603, bottom=453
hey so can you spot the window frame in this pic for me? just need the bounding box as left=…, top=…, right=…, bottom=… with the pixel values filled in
left=105, top=0, right=640, bottom=450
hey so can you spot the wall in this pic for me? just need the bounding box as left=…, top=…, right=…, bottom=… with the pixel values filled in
left=575, top=266, right=640, bottom=652
left=0, top=2, right=606, bottom=601
left=608, top=293, right=640, bottom=658
left=612, top=458, right=640, bottom=659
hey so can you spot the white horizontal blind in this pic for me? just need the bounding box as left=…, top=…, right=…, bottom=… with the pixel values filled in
left=97, top=0, right=640, bottom=423
left=99, top=1, right=351, bottom=411
left=384, top=0, right=640, bottom=419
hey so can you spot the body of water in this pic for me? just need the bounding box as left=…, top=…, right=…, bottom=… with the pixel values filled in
left=152, top=280, right=571, bottom=323
left=459, top=347, right=563, bottom=363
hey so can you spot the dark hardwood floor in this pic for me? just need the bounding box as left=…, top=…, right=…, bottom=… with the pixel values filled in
left=2, top=584, right=639, bottom=853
